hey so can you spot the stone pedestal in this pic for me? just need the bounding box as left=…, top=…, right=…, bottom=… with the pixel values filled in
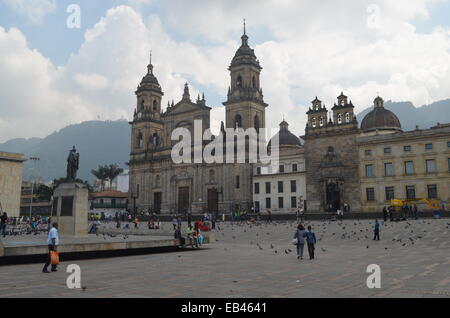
left=52, top=183, right=88, bottom=237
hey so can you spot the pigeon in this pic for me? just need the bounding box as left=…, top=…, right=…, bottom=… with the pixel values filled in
left=321, top=248, right=326, bottom=252
left=82, top=286, right=87, bottom=291
left=270, top=244, right=274, bottom=249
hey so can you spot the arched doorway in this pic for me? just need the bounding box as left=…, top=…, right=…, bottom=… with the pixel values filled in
left=207, top=188, right=219, bottom=214
left=326, top=182, right=340, bottom=212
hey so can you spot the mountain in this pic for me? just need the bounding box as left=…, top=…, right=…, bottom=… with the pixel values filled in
left=356, top=99, right=450, bottom=131
left=0, top=120, right=131, bottom=182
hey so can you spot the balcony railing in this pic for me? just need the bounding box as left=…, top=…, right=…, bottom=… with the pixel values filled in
left=90, top=203, right=128, bottom=209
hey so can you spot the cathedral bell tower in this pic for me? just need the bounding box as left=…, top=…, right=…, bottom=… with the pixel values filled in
left=130, top=52, right=164, bottom=154
left=223, top=21, right=268, bottom=131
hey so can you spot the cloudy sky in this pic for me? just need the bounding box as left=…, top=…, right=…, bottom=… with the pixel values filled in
left=0, top=0, right=449, bottom=142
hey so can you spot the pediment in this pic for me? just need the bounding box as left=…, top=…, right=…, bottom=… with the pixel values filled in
left=165, top=101, right=210, bottom=116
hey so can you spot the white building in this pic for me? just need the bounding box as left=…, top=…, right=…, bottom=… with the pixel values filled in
left=117, top=170, right=129, bottom=193
left=253, top=121, right=306, bottom=214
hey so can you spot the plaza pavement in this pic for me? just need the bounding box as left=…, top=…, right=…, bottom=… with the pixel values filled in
left=0, top=218, right=449, bottom=298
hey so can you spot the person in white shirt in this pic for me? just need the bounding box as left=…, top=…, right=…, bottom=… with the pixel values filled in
left=43, top=222, right=60, bottom=273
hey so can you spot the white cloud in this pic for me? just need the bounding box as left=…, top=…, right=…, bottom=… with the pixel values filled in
left=0, top=1, right=449, bottom=142
left=3, top=0, right=56, bottom=24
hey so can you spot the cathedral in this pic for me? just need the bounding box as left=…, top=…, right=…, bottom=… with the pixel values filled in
left=128, top=28, right=267, bottom=215
left=128, top=27, right=450, bottom=216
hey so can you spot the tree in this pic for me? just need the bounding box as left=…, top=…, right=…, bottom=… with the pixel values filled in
left=106, top=164, right=124, bottom=189
left=91, top=166, right=109, bottom=191
left=36, top=184, right=53, bottom=202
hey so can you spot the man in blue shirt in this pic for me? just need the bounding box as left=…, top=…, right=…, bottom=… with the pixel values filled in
left=373, top=219, right=380, bottom=241
left=304, top=226, right=317, bottom=260
left=43, top=222, right=60, bottom=273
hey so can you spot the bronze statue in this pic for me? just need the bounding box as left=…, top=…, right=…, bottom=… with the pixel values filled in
left=66, top=146, right=79, bottom=181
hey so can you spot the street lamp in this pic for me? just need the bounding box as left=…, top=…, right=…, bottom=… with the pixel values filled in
left=29, top=157, right=40, bottom=220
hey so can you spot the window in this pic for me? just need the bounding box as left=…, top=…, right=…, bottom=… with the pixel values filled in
left=278, top=197, right=284, bottom=209
left=136, top=184, right=140, bottom=199
left=312, top=118, right=316, bottom=128
left=278, top=181, right=284, bottom=193
left=425, top=143, right=433, bottom=150
left=404, top=161, right=414, bottom=175
left=426, top=159, right=436, bottom=173
left=257, top=167, right=261, bottom=175
left=384, top=147, right=392, bottom=154
left=236, top=176, right=240, bottom=189
left=291, top=197, right=297, bottom=208
left=292, top=164, right=298, bottom=172
left=448, top=158, right=450, bottom=172
left=366, top=188, right=375, bottom=201
left=252, top=76, right=257, bottom=89
left=345, top=113, right=350, bottom=123
left=265, top=198, right=271, bottom=209
left=337, top=114, right=342, bottom=124
left=385, top=187, right=395, bottom=201
left=384, top=162, right=393, bottom=176
left=427, top=184, right=437, bottom=199
left=365, top=149, right=372, bottom=156
left=365, top=164, right=374, bottom=177
left=291, top=180, right=297, bottom=193
left=255, top=201, right=260, bottom=211
left=279, top=165, right=285, bottom=173
left=234, top=114, right=242, bottom=129
left=319, top=117, right=324, bottom=127
left=406, top=186, right=416, bottom=200
left=137, top=132, right=143, bottom=149
left=447, top=141, right=450, bottom=148
left=236, top=75, right=242, bottom=88
left=404, top=145, right=412, bottom=152
left=153, top=100, right=158, bottom=111
left=254, top=183, right=260, bottom=194
left=265, top=182, right=271, bottom=194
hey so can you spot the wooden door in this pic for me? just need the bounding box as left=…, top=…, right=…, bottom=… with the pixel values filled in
left=178, top=187, right=190, bottom=214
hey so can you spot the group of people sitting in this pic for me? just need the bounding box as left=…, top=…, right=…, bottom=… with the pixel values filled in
left=174, top=221, right=205, bottom=249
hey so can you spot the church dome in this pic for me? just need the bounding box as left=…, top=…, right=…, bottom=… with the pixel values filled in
left=360, top=96, right=402, bottom=133
left=136, top=60, right=163, bottom=94
left=230, top=24, right=261, bottom=69
left=269, top=120, right=302, bottom=148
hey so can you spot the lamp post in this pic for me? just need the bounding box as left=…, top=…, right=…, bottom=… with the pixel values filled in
left=29, top=157, right=40, bottom=220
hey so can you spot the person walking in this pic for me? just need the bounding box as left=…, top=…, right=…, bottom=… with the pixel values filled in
left=304, top=226, right=317, bottom=260
left=267, top=209, right=272, bottom=223
left=43, top=222, right=59, bottom=273
left=293, top=224, right=307, bottom=260
left=373, top=219, right=381, bottom=241
left=413, top=204, right=418, bottom=220
left=172, top=216, right=178, bottom=230
left=0, top=212, right=8, bottom=238
left=382, top=206, right=388, bottom=222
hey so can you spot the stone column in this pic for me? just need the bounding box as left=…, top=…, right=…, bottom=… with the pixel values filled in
left=53, top=183, right=88, bottom=237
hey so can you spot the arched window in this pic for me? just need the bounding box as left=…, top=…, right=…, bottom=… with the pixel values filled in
left=252, top=76, right=257, bottom=89
left=209, top=169, right=215, bottom=183
left=319, top=116, right=324, bottom=127
left=236, top=75, right=243, bottom=88
left=254, top=115, right=260, bottom=131
left=312, top=118, right=317, bottom=128
left=140, top=100, right=145, bottom=111
left=345, top=113, right=350, bottom=123
left=151, top=133, right=159, bottom=147
left=234, top=114, right=242, bottom=129
left=153, top=100, right=158, bottom=112
left=137, top=132, right=143, bottom=149
left=337, top=113, right=342, bottom=124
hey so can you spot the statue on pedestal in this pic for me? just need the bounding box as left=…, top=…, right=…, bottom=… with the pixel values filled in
left=66, top=146, right=79, bottom=182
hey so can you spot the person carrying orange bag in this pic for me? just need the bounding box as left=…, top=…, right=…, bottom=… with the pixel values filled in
left=43, top=222, right=60, bottom=273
